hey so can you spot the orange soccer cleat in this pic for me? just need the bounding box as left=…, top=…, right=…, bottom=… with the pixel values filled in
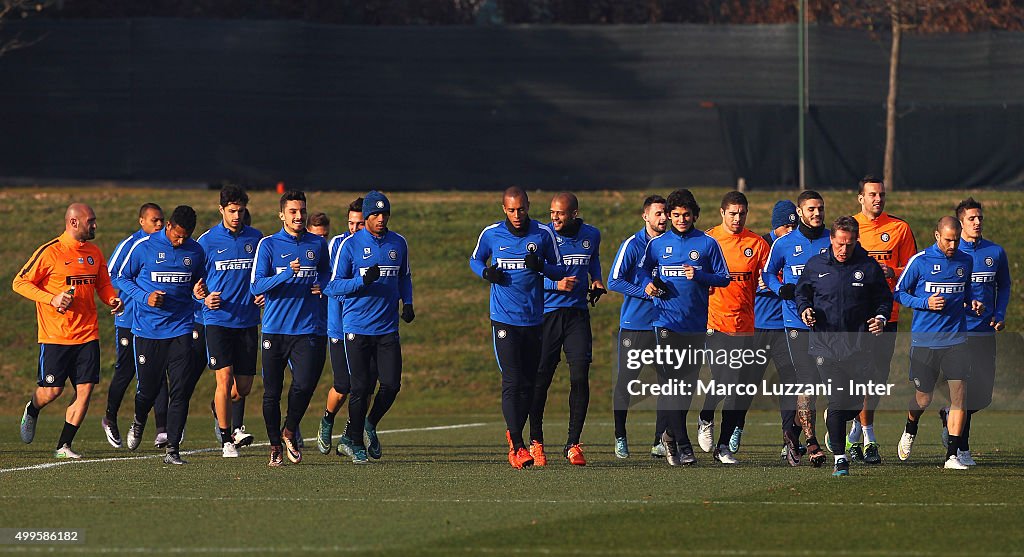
left=529, top=441, right=547, bottom=467
left=566, top=444, right=587, bottom=466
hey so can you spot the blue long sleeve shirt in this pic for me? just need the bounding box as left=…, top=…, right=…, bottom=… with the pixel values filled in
left=469, top=219, right=566, bottom=327
left=196, top=223, right=263, bottom=329
left=325, top=228, right=412, bottom=336
left=761, top=227, right=831, bottom=330
left=109, top=229, right=145, bottom=330
left=543, top=220, right=602, bottom=312
left=959, top=238, right=1011, bottom=333
left=638, top=227, right=731, bottom=333
left=754, top=231, right=786, bottom=330
left=608, top=228, right=658, bottom=331
left=250, top=228, right=330, bottom=336
left=894, top=244, right=974, bottom=348
left=116, top=230, right=206, bottom=340
left=326, top=233, right=348, bottom=339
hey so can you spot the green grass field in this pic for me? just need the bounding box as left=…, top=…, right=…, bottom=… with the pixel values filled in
left=0, top=186, right=1022, bottom=554
left=2, top=411, right=1023, bottom=555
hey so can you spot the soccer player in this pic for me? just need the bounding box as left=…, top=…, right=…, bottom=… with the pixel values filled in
left=700, top=191, right=771, bottom=463
left=528, top=192, right=604, bottom=466
left=894, top=217, right=983, bottom=470
left=103, top=203, right=170, bottom=449
left=328, top=191, right=414, bottom=464
left=117, top=205, right=206, bottom=465
left=14, top=204, right=123, bottom=458
left=195, top=185, right=263, bottom=457
left=470, top=187, right=566, bottom=469
left=289, top=211, right=332, bottom=448
left=750, top=200, right=802, bottom=464
left=849, top=175, right=916, bottom=464
left=317, top=198, right=375, bottom=455
left=609, top=195, right=669, bottom=459
left=794, top=216, right=892, bottom=476
left=762, top=190, right=831, bottom=467
left=251, top=190, right=331, bottom=466
left=940, top=198, right=1010, bottom=465
left=639, top=189, right=730, bottom=466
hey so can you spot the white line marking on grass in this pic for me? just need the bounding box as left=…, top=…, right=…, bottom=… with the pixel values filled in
left=0, top=493, right=1017, bottom=508
left=0, top=422, right=488, bottom=474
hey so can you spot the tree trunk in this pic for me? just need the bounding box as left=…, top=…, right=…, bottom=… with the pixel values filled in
left=884, top=0, right=900, bottom=190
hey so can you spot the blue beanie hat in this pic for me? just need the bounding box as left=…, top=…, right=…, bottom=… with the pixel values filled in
left=363, top=191, right=390, bottom=217
left=771, top=200, right=797, bottom=229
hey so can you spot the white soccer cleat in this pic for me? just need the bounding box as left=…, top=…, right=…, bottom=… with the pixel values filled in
left=944, top=454, right=969, bottom=470
left=957, top=449, right=977, bottom=466
left=897, top=431, right=915, bottom=461
left=697, top=419, right=714, bottom=453
left=232, top=426, right=254, bottom=448
left=713, top=445, right=739, bottom=464
left=54, top=444, right=82, bottom=459
left=222, top=441, right=239, bottom=458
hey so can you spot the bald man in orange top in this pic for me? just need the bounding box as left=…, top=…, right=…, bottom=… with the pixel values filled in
left=699, top=191, right=771, bottom=463
left=13, top=203, right=123, bottom=458
left=850, top=175, right=916, bottom=464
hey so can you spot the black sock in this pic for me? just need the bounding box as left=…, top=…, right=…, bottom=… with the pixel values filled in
left=961, top=411, right=973, bottom=451
left=699, top=409, right=715, bottom=424
left=905, top=418, right=919, bottom=436
left=947, top=435, right=960, bottom=458
left=231, top=399, right=245, bottom=431
left=324, top=409, right=336, bottom=425
left=26, top=400, right=40, bottom=419
left=56, top=422, right=79, bottom=449
left=220, top=428, right=232, bottom=443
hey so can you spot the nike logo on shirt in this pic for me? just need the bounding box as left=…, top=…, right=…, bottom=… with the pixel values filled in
left=217, top=248, right=229, bottom=254
left=362, top=254, right=373, bottom=259
left=281, top=253, right=293, bottom=259
left=818, top=273, right=829, bottom=277
left=498, top=246, right=510, bottom=251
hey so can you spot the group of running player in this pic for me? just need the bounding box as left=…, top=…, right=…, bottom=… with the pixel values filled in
left=471, top=179, right=1009, bottom=475
left=16, top=186, right=413, bottom=466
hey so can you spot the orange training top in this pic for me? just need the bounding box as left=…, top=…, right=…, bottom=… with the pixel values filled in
left=706, top=225, right=771, bottom=334
left=854, top=212, right=916, bottom=322
left=12, top=231, right=118, bottom=345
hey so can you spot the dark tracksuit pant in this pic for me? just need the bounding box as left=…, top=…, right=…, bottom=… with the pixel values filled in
left=493, top=321, right=542, bottom=449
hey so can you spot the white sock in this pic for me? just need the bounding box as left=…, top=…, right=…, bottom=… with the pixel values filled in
left=847, top=421, right=862, bottom=443
left=863, top=425, right=876, bottom=444
left=835, top=454, right=848, bottom=464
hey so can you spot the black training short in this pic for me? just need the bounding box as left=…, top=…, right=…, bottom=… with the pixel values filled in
left=966, top=334, right=996, bottom=411
left=540, top=307, right=593, bottom=366
left=908, top=342, right=971, bottom=393
left=205, top=325, right=259, bottom=376
left=37, top=340, right=100, bottom=387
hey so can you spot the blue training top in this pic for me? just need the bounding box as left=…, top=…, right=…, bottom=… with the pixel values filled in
left=196, top=223, right=263, bottom=329
left=608, top=228, right=658, bottom=331
left=250, top=228, right=331, bottom=336
left=638, top=226, right=731, bottom=333
left=469, top=219, right=566, bottom=327
left=543, top=220, right=602, bottom=312
left=761, top=227, right=831, bottom=330
left=325, top=227, right=413, bottom=336
left=895, top=243, right=974, bottom=348
left=116, top=229, right=206, bottom=340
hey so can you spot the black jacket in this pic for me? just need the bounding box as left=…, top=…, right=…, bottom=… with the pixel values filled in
left=795, top=244, right=893, bottom=360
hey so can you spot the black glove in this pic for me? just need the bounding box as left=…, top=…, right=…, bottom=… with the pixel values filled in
left=587, top=287, right=607, bottom=307
left=482, top=263, right=505, bottom=284
left=524, top=252, right=544, bottom=272
left=362, top=264, right=381, bottom=285
left=778, top=283, right=796, bottom=301
left=401, top=304, right=415, bottom=323
left=651, top=276, right=670, bottom=297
